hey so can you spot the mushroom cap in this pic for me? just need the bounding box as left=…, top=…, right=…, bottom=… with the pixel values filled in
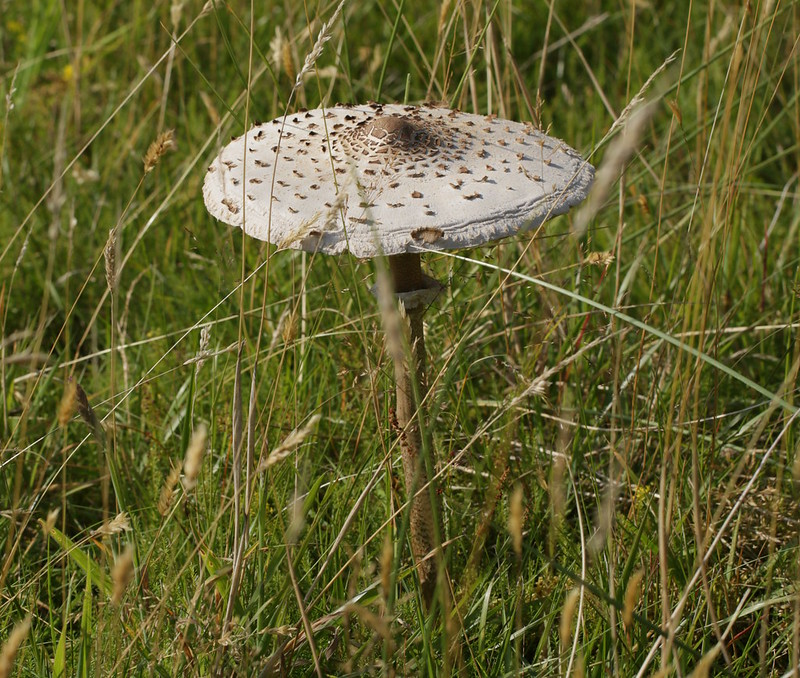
left=203, top=103, right=594, bottom=258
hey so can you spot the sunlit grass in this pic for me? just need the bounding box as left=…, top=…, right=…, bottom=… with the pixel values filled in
left=1, top=1, right=799, bottom=676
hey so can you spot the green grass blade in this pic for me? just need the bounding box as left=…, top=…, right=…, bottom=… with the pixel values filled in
left=42, top=522, right=112, bottom=598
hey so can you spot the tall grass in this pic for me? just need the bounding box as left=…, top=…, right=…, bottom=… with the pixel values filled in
left=1, top=0, right=798, bottom=675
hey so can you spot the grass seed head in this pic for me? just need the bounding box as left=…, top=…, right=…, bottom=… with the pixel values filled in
left=170, top=1, right=183, bottom=31
left=143, top=129, right=176, bottom=174
left=559, top=587, right=580, bottom=650
left=281, top=309, right=298, bottom=344
left=0, top=615, right=31, bottom=678
left=623, top=569, right=644, bottom=628
left=260, top=414, right=320, bottom=472
left=42, top=508, right=60, bottom=535
left=74, top=382, right=107, bottom=448
left=509, top=484, right=524, bottom=556
left=158, top=463, right=181, bottom=516
left=104, top=227, right=117, bottom=292
left=111, top=544, right=135, bottom=606
left=585, top=250, right=615, bottom=267
left=57, top=378, right=77, bottom=427
left=91, top=511, right=131, bottom=537
left=182, top=423, right=208, bottom=491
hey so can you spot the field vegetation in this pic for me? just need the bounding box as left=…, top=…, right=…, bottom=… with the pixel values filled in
left=1, top=0, right=799, bottom=675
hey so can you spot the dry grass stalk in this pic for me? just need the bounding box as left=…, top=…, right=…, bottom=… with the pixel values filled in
left=259, top=414, right=321, bottom=472
left=559, top=587, right=580, bottom=650
left=572, top=49, right=677, bottom=238
left=57, top=378, right=77, bottom=427
left=111, top=544, right=135, bottom=605
left=158, top=463, right=181, bottom=516
left=0, top=614, right=31, bottom=678
left=508, top=484, right=524, bottom=557
left=91, top=511, right=130, bottom=537
left=182, top=423, right=208, bottom=491
left=623, top=569, right=644, bottom=628
left=104, top=227, right=117, bottom=292
left=143, top=129, right=176, bottom=174
left=573, top=100, right=656, bottom=237
left=607, top=49, right=678, bottom=139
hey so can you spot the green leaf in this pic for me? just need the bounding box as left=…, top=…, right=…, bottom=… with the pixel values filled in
left=53, top=620, right=66, bottom=678
left=42, top=521, right=112, bottom=597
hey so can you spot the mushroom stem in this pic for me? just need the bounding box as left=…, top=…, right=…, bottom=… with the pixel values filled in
left=387, top=252, right=440, bottom=609
left=388, top=252, right=425, bottom=293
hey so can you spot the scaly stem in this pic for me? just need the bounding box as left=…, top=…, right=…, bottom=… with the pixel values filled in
left=388, top=253, right=439, bottom=609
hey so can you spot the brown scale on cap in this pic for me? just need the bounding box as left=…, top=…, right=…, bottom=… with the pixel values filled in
left=411, top=226, right=444, bottom=243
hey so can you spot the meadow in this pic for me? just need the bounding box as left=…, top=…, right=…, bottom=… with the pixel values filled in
left=1, top=0, right=799, bottom=675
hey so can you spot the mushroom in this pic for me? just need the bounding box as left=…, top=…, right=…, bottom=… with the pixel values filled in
left=203, top=102, right=594, bottom=608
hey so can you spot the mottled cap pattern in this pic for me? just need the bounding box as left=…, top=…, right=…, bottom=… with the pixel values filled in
left=203, top=103, right=594, bottom=258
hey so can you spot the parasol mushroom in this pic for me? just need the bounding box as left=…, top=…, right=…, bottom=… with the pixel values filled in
left=203, top=102, right=594, bottom=608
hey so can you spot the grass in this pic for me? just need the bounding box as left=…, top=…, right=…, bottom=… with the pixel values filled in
left=1, top=0, right=799, bottom=675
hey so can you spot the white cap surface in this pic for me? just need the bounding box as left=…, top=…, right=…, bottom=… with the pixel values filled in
left=203, top=103, right=594, bottom=258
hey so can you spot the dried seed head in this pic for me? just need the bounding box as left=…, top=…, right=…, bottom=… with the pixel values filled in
left=622, top=569, right=644, bottom=628
left=572, top=655, right=585, bottom=678
left=104, top=227, right=117, bottom=292
left=42, top=508, right=60, bottom=536
left=508, top=484, right=524, bottom=556
left=91, top=512, right=130, bottom=537
left=559, top=588, right=580, bottom=650
left=182, top=424, right=208, bottom=491
left=111, top=544, right=135, bottom=606
left=0, top=614, right=32, bottom=678
left=170, top=2, right=183, bottom=31
left=74, top=382, right=107, bottom=448
left=585, top=250, right=614, bottom=267
left=281, top=310, right=298, bottom=344
left=195, top=325, right=211, bottom=372
left=143, top=129, right=176, bottom=174
left=260, top=414, right=321, bottom=472
left=158, top=464, right=181, bottom=516
left=269, top=307, right=292, bottom=353
left=57, top=378, right=77, bottom=427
